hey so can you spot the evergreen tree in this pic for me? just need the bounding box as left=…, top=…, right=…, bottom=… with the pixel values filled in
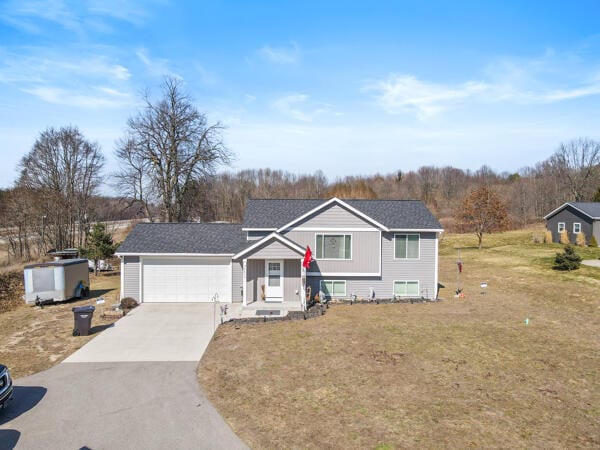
left=553, top=245, right=582, bottom=271
left=81, top=223, right=117, bottom=276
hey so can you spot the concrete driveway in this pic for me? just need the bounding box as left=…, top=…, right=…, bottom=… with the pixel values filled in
left=0, top=303, right=246, bottom=450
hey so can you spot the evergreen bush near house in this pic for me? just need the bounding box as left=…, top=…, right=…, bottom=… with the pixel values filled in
left=543, top=229, right=553, bottom=244
left=553, top=245, right=582, bottom=271
left=559, top=229, right=570, bottom=245
left=589, top=235, right=598, bottom=247
left=575, top=232, right=587, bottom=247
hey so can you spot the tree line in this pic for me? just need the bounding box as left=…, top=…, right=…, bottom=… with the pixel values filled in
left=1, top=77, right=599, bottom=262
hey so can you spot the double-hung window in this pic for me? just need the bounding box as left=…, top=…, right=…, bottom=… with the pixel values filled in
left=394, top=281, right=419, bottom=297
left=394, top=234, right=419, bottom=259
left=320, top=280, right=346, bottom=297
left=573, top=223, right=581, bottom=234
left=557, top=222, right=565, bottom=233
left=315, top=234, right=351, bottom=259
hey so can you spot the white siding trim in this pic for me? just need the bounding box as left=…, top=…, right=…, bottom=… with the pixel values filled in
left=543, top=202, right=599, bottom=220
left=233, top=232, right=305, bottom=259
left=388, top=228, right=444, bottom=232
left=284, top=227, right=377, bottom=232
left=139, top=256, right=144, bottom=303
left=242, top=259, right=247, bottom=306
left=119, top=255, right=124, bottom=300
left=306, top=272, right=380, bottom=277
left=434, top=233, right=439, bottom=299
left=241, top=228, right=277, bottom=231
left=117, top=252, right=234, bottom=257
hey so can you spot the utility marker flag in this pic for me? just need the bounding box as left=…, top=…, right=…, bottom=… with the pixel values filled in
left=302, top=246, right=313, bottom=269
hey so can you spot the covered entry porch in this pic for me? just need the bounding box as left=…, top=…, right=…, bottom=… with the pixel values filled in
left=233, top=233, right=308, bottom=311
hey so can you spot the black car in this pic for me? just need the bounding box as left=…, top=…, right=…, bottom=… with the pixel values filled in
left=0, top=364, right=13, bottom=410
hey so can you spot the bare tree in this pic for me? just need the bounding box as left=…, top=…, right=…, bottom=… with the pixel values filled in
left=456, top=185, right=510, bottom=249
left=549, top=138, right=600, bottom=201
left=115, top=77, right=231, bottom=222
left=18, top=126, right=104, bottom=251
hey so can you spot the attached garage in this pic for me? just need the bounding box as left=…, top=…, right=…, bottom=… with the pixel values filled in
left=141, top=257, right=232, bottom=303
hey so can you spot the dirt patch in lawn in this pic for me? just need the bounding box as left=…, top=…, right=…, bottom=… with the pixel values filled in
left=0, top=270, right=122, bottom=379
left=199, top=228, right=600, bottom=449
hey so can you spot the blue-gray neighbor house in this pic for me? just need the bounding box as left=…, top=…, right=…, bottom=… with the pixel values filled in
left=544, top=202, right=600, bottom=245
left=116, top=198, right=443, bottom=308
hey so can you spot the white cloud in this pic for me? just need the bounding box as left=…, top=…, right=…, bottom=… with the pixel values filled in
left=367, top=50, right=600, bottom=119
left=258, top=43, right=299, bottom=64
left=136, top=48, right=180, bottom=79
left=365, top=75, right=489, bottom=119
left=271, top=93, right=331, bottom=122
left=22, top=85, right=131, bottom=108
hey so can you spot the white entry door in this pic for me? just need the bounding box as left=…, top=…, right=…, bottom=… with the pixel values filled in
left=265, top=260, right=283, bottom=301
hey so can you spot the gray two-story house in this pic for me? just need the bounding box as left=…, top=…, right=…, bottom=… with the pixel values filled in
left=116, top=198, right=443, bottom=307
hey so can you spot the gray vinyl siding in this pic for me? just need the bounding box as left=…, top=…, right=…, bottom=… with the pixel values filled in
left=285, top=203, right=376, bottom=229
left=123, top=256, right=140, bottom=301
left=546, top=206, right=594, bottom=244
left=283, top=230, right=380, bottom=273
left=246, top=259, right=264, bottom=303
left=307, top=232, right=438, bottom=300
left=231, top=260, right=244, bottom=302
left=245, top=240, right=303, bottom=259
left=245, top=259, right=301, bottom=302
left=247, top=230, right=271, bottom=240
left=284, top=260, right=302, bottom=302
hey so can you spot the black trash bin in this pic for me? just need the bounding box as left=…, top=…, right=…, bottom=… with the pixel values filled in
left=72, top=305, right=95, bottom=336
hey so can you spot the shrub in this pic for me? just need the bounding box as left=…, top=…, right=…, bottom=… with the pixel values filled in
left=543, top=229, right=553, bottom=244
left=553, top=245, right=582, bottom=271
left=120, top=297, right=139, bottom=310
left=559, top=229, right=570, bottom=245
left=589, top=235, right=598, bottom=247
left=575, top=231, right=587, bottom=247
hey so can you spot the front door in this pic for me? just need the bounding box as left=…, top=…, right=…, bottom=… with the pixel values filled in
left=265, top=260, right=283, bottom=301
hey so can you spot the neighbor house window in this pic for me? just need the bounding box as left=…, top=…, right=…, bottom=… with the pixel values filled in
left=394, top=280, right=419, bottom=297
left=394, top=234, right=420, bottom=259
left=320, top=280, right=346, bottom=297
left=573, top=223, right=581, bottom=234
left=315, top=234, right=351, bottom=259
left=557, top=222, right=565, bottom=232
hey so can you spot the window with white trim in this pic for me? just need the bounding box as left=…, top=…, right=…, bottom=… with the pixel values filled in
left=573, top=223, right=581, bottom=234
left=557, top=222, right=565, bottom=232
left=315, top=234, right=351, bottom=259
left=394, top=234, right=419, bottom=259
left=394, top=280, right=419, bottom=297
left=320, top=280, right=346, bottom=297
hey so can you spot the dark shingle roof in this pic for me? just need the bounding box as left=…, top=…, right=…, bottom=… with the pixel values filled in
left=242, top=198, right=442, bottom=230
left=117, top=223, right=248, bottom=254
left=569, top=202, right=600, bottom=219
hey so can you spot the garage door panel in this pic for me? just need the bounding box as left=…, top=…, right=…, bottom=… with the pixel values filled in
left=142, top=257, right=231, bottom=303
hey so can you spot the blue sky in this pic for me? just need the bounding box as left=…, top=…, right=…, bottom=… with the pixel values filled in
left=1, top=1, right=600, bottom=191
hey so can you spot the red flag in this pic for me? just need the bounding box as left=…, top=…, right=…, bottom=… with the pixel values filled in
left=302, top=246, right=313, bottom=269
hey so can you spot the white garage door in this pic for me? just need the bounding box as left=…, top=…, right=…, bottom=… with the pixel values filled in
left=142, top=257, right=232, bottom=303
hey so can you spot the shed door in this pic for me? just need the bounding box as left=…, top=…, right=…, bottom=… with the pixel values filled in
left=142, top=257, right=231, bottom=302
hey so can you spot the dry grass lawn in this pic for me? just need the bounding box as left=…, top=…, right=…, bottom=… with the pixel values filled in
left=199, top=227, right=600, bottom=449
left=0, top=270, right=122, bottom=379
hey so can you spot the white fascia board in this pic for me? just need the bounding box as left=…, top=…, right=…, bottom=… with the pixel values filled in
left=115, top=252, right=234, bottom=257
left=276, top=197, right=389, bottom=232
left=543, top=202, right=597, bottom=220
left=232, top=232, right=305, bottom=260
left=543, top=203, right=569, bottom=220
left=388, top=228, right=444, bottom=233
left=241, top=228, right=277, bottom=232
left=306, top=272, right=381, bottom=277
